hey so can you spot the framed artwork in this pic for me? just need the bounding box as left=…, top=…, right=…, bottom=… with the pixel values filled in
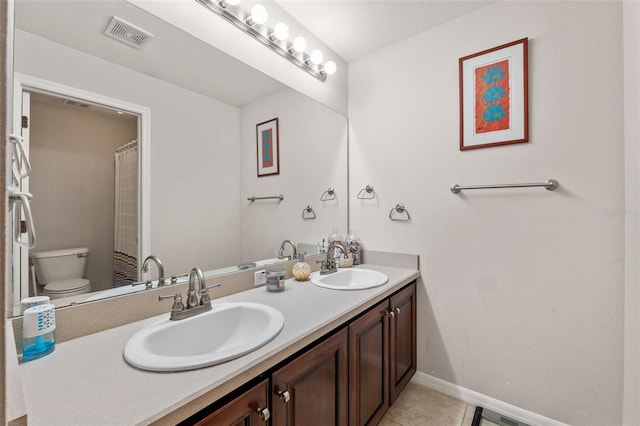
left=256, top=118, right=279, bottom=177
left=459, top=38, right=529, bottom=150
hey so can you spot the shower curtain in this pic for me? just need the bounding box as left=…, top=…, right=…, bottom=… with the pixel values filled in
left=113, top=141, right=138, bottom=287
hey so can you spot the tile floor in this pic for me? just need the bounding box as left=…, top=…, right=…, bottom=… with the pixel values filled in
left=380, top=381, right=479, bottom=426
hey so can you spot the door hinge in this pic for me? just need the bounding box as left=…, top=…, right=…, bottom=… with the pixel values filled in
left=21, top=115, right=29, bottom=129
left=20, top=220, right=27, bottom=234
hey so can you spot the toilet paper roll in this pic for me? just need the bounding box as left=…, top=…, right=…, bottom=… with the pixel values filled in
left=20, top=296, right=51, bottom=314
left=23, top=303, right=56, bottom=338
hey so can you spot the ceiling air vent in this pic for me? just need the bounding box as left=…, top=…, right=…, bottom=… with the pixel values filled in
left=104, top=16, right=153, bottom=49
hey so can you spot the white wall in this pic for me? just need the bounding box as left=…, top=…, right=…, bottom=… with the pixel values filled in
left=14, top=30, right=241, bottom=276
left=349, top=2, right=623, bottom=424
left=623, top=0, right=640, bottom=424
left=239, top=88, right=348, bottom=262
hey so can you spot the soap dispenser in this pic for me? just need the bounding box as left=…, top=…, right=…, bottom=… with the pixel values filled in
left=292, top=253, right=311, bottom=281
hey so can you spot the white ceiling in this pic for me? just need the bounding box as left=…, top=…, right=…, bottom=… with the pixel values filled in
left=277, top=0, right=493, bottom=62
left=14, top=0, right=492, bottom=106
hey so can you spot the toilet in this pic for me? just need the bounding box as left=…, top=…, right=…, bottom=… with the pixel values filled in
left=30, top=247, right=91, bottom=299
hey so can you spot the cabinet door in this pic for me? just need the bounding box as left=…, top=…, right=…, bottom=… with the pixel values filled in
left=195, top=379, right=270, bottom=426
left=389, top=282, right=417, bottom=403
left=349, top=299, right=390, bottom=426
left=272, top=327, right=348, bottom=426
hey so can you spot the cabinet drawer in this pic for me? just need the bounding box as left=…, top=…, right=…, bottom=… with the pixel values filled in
left=194, top=379, right=269, bottom=426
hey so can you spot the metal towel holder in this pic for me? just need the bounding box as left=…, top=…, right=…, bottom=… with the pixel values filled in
left=357, top=185, right=376, bottom=199
left=320, top=187, right=336, bottom=201
left=302, top=205, right=316, bottom=220
left=451, top=179, right=559, bottom=194
left=389, top=203, right=411, bottom=222
left=247, top=194, right=284, bottom=202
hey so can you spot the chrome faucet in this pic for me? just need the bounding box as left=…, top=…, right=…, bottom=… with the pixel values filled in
left=159, top=267, right=221, bottom=321
left=278, top=240, right=298, bottom=260
left=319, top=243, right=346, bottom=275
left=141, top=255, right=166, bottom=287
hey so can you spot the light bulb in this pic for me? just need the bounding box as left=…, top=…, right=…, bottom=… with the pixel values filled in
left=324, top=60, right=337, bottom=75
left=250, top=4, right=268, bottom=25
left=273, top=22, right=289, bottom=41
left=310, top=49, right=323, bottom=65
left=293, top=36, right=307, bottom=53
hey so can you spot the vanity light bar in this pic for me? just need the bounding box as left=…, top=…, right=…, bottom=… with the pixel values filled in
left=195, top=0, right=329, bottom=82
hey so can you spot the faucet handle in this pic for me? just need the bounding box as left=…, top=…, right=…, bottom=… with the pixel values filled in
left=170, top=273, right=189, bottom=284
left=159, top=293, right=184, bottom=313
left=198, top=283, right=221, bottom=305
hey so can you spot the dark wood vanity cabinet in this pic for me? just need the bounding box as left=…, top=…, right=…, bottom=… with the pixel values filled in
left=190, top=281, right=416, bottom=426
left=389, top=283, right=417, bottom=403
left=349, top=282, right=417, bottom=425
left=272, top=327, right=349, bottom=426
left=194, top=379, right=270, bottom=426
left=349, top=299, right=390, bottom=425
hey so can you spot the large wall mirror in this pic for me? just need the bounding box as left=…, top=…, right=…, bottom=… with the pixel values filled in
left=10, top=0, right=348, bottom=315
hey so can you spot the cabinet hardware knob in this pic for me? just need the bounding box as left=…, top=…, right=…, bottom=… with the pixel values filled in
left=395, top=307, right=401, bottom=315
left=386, top=310, right=395, bottom=318
left=257, top=407, right=270, bottom=421
left=278, top=390, right=291, bottom=403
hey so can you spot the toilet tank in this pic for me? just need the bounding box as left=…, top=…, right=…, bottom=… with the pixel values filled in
left=30, top=247, right=89, bottom=284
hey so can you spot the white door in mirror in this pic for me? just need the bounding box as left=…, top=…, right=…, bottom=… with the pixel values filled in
left=123, top=302, right=284, bottom=372
left=310, top=268, right=389, bottom=290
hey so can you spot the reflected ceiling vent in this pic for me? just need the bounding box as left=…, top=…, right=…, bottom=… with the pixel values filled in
left=104, top=16, right=153, bottom=49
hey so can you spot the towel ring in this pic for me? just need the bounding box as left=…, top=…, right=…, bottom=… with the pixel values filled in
left=357, top=184, right=376, bottom=199
left=320, top=187, right=336, bottom=201
left=389, top=203, right=411, bottom=222
left=302, top=205, right=317, bottom=220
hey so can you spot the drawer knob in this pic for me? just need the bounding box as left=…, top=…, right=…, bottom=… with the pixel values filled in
left=278, top=390, right=291, bottom=403
left=257, top=407, right=270, bottom=421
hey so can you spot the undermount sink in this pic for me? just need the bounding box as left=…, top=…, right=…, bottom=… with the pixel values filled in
left=311, top=268, right=389, bottom=290
left=123, top=302, right=284, bottom=372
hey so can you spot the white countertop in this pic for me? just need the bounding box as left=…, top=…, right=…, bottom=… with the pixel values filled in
left=17, top=264, right=419, bottom=425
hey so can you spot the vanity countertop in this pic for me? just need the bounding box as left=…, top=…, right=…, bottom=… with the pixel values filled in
left=17, top=264, right=419, bottom=425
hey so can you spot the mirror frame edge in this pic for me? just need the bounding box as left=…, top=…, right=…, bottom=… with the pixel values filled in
left=2, top=0, right=14, bottom=423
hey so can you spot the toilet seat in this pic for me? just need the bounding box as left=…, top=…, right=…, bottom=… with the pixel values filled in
left=43, top=278, right=91, bottom=299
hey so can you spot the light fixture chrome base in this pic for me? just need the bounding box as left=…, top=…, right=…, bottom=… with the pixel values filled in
left=195, top=0, right=327, bottom=82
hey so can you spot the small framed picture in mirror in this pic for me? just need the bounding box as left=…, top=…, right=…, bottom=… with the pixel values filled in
left=256, top=118, right=280, bottom=177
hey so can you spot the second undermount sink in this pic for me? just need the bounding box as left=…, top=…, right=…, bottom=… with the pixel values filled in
left=311, top=268, right=389, bottom=290
left=123, top=302, right=284, bottom=372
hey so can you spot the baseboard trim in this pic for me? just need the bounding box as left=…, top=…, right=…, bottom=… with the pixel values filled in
left=411, top=371, right=569, bottom=426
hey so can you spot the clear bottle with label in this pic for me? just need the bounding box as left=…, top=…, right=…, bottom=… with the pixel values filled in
left=266, top=268, right=286, bottom=292
left=328, top=229, right=341, bottom=246
left=292, top=253, right=311, bottom=281
left=346, top=230, right=361, bottom=265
